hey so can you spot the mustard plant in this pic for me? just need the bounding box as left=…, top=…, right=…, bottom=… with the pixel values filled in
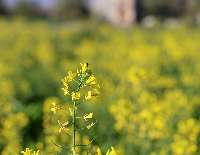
left=51, top=63, right=100, bottom=155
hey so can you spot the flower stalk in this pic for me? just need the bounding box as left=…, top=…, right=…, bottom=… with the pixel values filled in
left=54, top=63, right=100, bottom=154
left=72, top=101, right=76, bottom=155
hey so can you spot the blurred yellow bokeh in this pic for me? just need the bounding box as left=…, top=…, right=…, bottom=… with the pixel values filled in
left=0, top=19, right=199, bottom=154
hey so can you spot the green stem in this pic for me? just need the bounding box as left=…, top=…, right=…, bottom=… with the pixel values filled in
left=72, top=101, right=76, bottom=155
left=72, top=82, right=83, bottom=155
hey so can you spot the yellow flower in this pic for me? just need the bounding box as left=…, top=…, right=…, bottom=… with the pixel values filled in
left=106, top=147, right=118, bottom=155
left=50, top=102, right=58, bottom=114
left=84, top=113, right=93, bottom=121
left=86, top=75, right=96, bottom=85
left=61, top=81, right=69, bottom=95
left=57, top=120, right=70, bottom=133
left=66, top=71, right=76, bottom=82
left=21, top=148, right=40, bottom=155
left=86, top=122, right=96, bottom=129
left=97, top=148, right=102, bottom=155
left=80, top=63, right=88, bottom=73
left=72, top=92, right=81, bottom=100
left=21, top=148, right=31, bottom=155
left=85, top=91, right=92, bottom=100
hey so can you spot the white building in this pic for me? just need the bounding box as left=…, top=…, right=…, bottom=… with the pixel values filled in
left=87, top=0, right=136, bottom=26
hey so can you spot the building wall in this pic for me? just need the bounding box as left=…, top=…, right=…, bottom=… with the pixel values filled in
left=87, top=0, right=136, bottom=26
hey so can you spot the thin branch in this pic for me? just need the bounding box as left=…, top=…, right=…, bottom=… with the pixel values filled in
left=75, top=137, right=95, bottom=147
left=51, top=140, right=71, bottom=151
left=72, top=101, right=76, bottom=155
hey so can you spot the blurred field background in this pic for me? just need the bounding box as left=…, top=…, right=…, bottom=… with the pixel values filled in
left=0, top=0, right=200, bottom=155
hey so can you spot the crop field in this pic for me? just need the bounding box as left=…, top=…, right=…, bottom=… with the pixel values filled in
left=0, top=19, right=200, bottom=155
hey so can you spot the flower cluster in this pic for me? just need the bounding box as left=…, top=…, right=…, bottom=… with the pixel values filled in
left=50, top=63, right=100, bottom=154
left=61, top=63, right=100, bottom=101
left=171, top=119, right=200, bottom=155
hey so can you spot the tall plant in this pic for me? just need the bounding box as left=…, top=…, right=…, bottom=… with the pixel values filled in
left=52, top=63, right=100, bottom=154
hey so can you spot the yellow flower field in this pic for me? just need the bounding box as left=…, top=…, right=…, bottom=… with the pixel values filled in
left=0, top=18, right=199, bottom=154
